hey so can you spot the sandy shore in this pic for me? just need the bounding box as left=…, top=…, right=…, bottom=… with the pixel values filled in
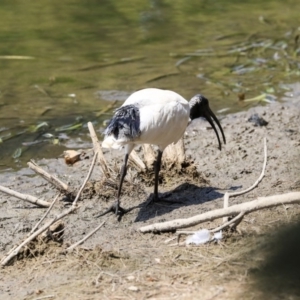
left=1, top=84, right=299, bottom=299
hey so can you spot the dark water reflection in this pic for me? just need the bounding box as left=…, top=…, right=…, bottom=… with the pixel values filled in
left=0, top=0, right=299, bottom=169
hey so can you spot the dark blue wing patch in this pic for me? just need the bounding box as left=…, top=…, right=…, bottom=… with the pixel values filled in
left=105, top=105, right=141, bottom=140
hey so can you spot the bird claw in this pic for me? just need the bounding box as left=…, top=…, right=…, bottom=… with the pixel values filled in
left=146, top=194, right=160, bottom=206
left=95, top=202, right=130, bottom=219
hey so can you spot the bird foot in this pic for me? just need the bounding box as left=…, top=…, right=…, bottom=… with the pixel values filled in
left=95, top=202, right=131, bottom=219
left=146, top=194, right=160, bottom=206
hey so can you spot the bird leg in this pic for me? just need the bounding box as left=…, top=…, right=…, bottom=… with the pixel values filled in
left=95, top=153, right=129, bottom=219
left=146, top=150, right=163, bottom=205
left=147, top=149, right=185, bottom=206
left=154, top=150, right=163, bottom=201
left=115, top=153, right=129, bottom=215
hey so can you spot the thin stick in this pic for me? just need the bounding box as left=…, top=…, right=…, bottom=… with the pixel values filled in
left=34, top=295, right=55, bottom=300
left=72, top=152, right=98, bottom=208
left=29, top=194, right=60, bottom=235
left=230, top=213, right=245, bottom=231
left=87, top=122, right=111, bottom=179
left=28, top=161, right=70, bottom=194
left=0, top=185, right=50, bottom=208
left=211, top=212, right=246, bottom=233
left=139, top=192, right=300, bottom=233
left=223, top=137, right=267, bottom=222
left=176, top=212, right=246, bottom=235
left=176, top=230, right=197, bottom=235
left=65, top=221, right=106, bottom=252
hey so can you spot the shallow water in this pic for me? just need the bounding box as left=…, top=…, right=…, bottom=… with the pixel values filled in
left=0, top=0, right=299, bottom=170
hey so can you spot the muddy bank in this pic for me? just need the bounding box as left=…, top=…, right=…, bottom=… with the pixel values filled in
left=0, top=84, right=300, bottom=299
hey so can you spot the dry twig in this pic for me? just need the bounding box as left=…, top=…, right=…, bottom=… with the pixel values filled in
left=72, top=152, right=98, bottom=208
left=29, top=194, right=60, bottom=235
left=87, top=122, right=111, bottom=178
left=0, top=185, right=50, bottom=208
left=211, top=212, right=246, bottom=233
left=223, top=137, right=267, bottom=223
left=177, top=212, right=246, bottom=235
left=34, top=295, right=55, bottom=300
left=28, top=161, right=71, bottom=195
left=65, top=220, right=106, bottom=253
left=139, top=192, right=300, bottom=233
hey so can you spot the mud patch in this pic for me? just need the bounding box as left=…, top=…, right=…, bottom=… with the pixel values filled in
left=138, top=158, right=208, bottom=188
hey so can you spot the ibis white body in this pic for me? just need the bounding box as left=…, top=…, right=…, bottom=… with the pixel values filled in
left=99, top=88, right=225, bottom=217
left=102, top=88, right=190, bottom=152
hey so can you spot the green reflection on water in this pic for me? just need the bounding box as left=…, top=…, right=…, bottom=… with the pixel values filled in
left=0, top=0, right=299, bottom=169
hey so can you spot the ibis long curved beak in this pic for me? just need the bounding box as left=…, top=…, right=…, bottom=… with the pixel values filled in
left=189, top=94, right=226, bottom=150
left=202, top=107, right=226, bottom=150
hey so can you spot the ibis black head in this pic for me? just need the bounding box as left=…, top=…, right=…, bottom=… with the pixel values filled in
left=189, top=94, right=226, bottom=150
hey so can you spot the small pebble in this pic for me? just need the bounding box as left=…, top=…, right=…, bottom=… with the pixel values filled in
left=248, top=113, right=268, bottom=126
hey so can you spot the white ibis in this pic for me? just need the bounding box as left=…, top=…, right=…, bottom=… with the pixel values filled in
left=101, top=88, right=226, bottom=216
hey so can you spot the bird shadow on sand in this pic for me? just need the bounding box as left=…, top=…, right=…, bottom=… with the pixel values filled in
left=133, top=182, right=224, bottom=223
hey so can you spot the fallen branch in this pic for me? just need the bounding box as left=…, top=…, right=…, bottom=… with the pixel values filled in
left=223, top=137, right=267, bottom=223
left=65, top=220, right=106, bottom=253
left=0, top=185, right=50, bottom=208
left=28, top=161, right=71, bottom=195
left=139, top=192, right=300, bottom=233
left=87, top=122, right=111, bottom=179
